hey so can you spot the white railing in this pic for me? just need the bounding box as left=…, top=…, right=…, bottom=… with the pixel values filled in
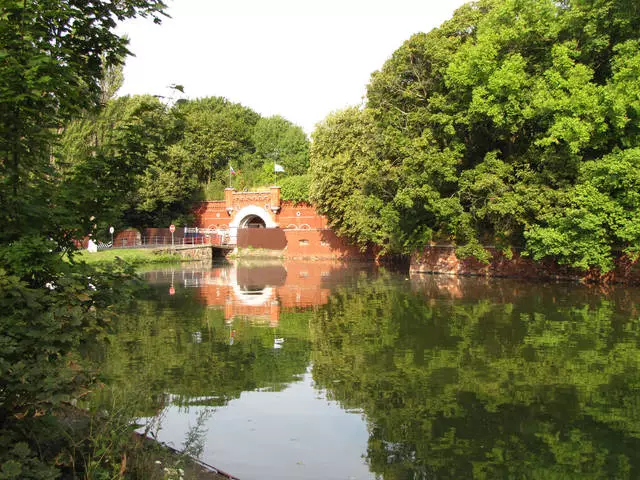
left=96, top=241, right=112, bottom=250
left=184, top=227, right=232, bottom=245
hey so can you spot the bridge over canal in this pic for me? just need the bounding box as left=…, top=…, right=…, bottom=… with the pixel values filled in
left=156, top=244, right=235, bottom=260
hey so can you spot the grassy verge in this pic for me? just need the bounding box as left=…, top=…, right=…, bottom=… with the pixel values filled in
left=45, top=405, right=231, bottom=479
left=126, top=434, right=233, bottom=480
left=73, top=248, right=188, bottom=267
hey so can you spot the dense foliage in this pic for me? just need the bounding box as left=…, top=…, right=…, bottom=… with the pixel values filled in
left=310, top=0, right=640, bottom=273
left=58, top=96, right=311, bottom=232
left=0, top=1, right=167, bottom=477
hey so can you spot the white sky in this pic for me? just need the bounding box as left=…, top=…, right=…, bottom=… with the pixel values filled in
left=117, top=0, right=469, bottom=135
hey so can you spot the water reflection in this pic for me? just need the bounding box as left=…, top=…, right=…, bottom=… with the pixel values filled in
left=314, top=273, right=640, bottom=479
left=95, top=262, right=640, bottom=479
left=144, top=260, right=368, bottom=325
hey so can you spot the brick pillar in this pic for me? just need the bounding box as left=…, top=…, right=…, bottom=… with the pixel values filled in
left=270, top=186, right=281, bottom=213
left=224, top=188, right=234, bottom=215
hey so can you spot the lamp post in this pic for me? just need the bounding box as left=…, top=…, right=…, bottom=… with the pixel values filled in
left=271, top=148, right=280, bottom=185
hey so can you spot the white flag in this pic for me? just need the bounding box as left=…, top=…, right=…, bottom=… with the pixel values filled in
left=274, top=163, right=285, bottom=173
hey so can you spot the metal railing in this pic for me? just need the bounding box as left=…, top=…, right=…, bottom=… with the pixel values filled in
left=85, top=228, right=234, bottom=250
left=109, top=233, right=232, bottom=249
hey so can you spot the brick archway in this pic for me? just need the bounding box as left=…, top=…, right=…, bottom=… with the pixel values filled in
left=240, top=215, right=266, bottom=228
left=230, top=205, right=276, bottom=229
left=228, top=205, right=277, bottom=245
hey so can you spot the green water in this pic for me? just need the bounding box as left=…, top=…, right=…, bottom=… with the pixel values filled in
left=96, top=261, right=640, bottom=479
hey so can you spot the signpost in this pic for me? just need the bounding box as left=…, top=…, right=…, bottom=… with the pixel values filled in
left=109, top=226, right=114, bottom=246
left=169, top=224, right=175, bottom=248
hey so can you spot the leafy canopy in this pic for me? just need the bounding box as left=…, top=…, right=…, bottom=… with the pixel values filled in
left=310, top=0, right=640, bottom=273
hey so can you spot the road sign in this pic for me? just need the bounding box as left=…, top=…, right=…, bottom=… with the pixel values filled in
left=169, top=224, right=175, bottom=233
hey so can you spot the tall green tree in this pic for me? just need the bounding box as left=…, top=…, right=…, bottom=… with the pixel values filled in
left=1, top=0, right=166, bottom=254
left=173, top=97, right=260, bottom=185
left=310, top=107, right=397, bottom=250
left=311, top=0, right=640, bottom=273
left=59, top=94, right=198, bottom=230
left=252, top=115, right=310, bottom=176
left=0, top=1, right=167, bottom=476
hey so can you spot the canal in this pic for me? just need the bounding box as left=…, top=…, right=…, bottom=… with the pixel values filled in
left=93, top=260, right=640, bottom=479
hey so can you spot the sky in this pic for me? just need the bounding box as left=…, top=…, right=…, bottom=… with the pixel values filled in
left=117, top=0, right=469, bottom=135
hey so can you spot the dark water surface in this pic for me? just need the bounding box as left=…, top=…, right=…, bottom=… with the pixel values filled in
left=97, top=260, right=640, bottom=479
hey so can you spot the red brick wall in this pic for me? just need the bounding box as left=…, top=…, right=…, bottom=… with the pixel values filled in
left=113, top=229, right=140, bottom=247
left=193, top=199, right=329, bottom=230
left=192, top=196, right=374, bottom=260
left=278, top=203, right=328, bottom=229
left=237, top=228, right=287, bottom=250
left=411, top=246, right=582, bottom=280
left=194, top=202, right=230, bottom=229
left=234, top=227, right=373, bottom=259
left=410, top=246, right=640, bottom=284
left=284, top=229, right=373, bottom=259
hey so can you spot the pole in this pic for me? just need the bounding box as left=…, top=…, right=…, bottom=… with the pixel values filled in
left=272, top=148, right=279, bottom=186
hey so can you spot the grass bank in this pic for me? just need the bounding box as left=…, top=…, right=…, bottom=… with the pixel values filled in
left=39, top=404, right=231, bottom=479
left=73, top=248, right=187, bottom=267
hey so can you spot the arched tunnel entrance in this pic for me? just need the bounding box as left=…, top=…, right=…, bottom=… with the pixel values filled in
left=240, top=214, right=266, bottom=229
left=228, top=205, right=280, bottom=247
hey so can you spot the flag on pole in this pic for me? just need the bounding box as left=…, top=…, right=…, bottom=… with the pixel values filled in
left=274, top=163, right=285, bottom=173
left=230, top=165, right=237, bottom=175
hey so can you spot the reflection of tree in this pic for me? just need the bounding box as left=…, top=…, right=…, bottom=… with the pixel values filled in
left=90, top=287, right=313, bottom=415
left=310, top=274, right=640, bottom=478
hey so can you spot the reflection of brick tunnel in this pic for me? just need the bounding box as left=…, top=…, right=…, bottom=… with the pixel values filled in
left=196, top=262, right=335, bottom=325
left=236, top=264, right=287, bottom=287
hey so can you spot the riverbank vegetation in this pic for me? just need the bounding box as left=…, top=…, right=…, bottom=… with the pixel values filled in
left=310, top=0, right=640, bottom=275
left=0, top=1, right=190, bottom=477
left=75, top=249, right=186, bottom=267
left=0, top=0, right=309, bottom=474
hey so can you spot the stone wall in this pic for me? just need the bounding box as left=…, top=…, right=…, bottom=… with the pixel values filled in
left=284, top=229, right=373, bottom=259
left=411, top=246, right=640, bottom=284
left=156, top=246, right=213, bottom=261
